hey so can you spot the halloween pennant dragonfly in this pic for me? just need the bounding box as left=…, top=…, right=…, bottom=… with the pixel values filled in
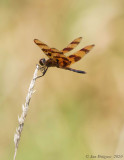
left=34, top=37, right=95, bottom=76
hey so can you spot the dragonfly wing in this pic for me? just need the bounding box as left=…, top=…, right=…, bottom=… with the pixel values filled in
left=34, top=39, right=63, bottom=58
left=67, top=44, right=95, bottom=65
left=34, top=39, right=53, bottom=58
left=61, top=37, right=82, bottom=54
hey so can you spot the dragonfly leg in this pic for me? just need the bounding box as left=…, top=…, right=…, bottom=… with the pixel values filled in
left=34, top=66, right=48, bottom=80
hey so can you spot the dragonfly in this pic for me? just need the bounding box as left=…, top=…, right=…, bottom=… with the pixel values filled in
left=34, top=37, right=95, bottom=77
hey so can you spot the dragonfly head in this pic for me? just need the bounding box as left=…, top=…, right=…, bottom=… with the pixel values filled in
left=39, top=58, right=46, bottom=66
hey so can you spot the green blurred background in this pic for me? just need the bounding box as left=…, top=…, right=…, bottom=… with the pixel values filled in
left=1, top=0, right=124, bottom=160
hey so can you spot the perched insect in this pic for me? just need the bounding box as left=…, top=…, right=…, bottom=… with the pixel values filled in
left=34, top=37, right=95, bottom=76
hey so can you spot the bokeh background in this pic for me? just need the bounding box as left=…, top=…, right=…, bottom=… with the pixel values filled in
left=0, top=0, right=124, bottom=160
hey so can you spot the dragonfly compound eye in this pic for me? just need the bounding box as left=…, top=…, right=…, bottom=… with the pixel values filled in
left=39, top=58, right=46, bottom=66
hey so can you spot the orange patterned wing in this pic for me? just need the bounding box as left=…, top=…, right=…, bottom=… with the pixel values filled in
left=34, top=39, right=52, bottom=58
left=67, top=44, right=95, bottom=66
left=61, top=37, right=82, bottom=54
left=34, top=39, right=63, bottom=59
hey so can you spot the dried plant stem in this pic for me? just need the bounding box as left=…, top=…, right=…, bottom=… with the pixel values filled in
left=13, top=65, right=40, bottom=160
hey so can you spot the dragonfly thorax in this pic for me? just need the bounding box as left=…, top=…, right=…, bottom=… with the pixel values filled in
left=46, top=59, right=58, bottom=67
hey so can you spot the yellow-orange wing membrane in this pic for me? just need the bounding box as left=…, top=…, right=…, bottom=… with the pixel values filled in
left=34, top=39, right=52, bottom=58
left=34, top=39, right=64, bottom=58
left=61, top=37, right=82, bottom=54
left=67, top=44, right=95, bottom=66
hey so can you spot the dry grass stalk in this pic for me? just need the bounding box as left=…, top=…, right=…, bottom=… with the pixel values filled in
left=13, top=64, right=41, bottom=160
